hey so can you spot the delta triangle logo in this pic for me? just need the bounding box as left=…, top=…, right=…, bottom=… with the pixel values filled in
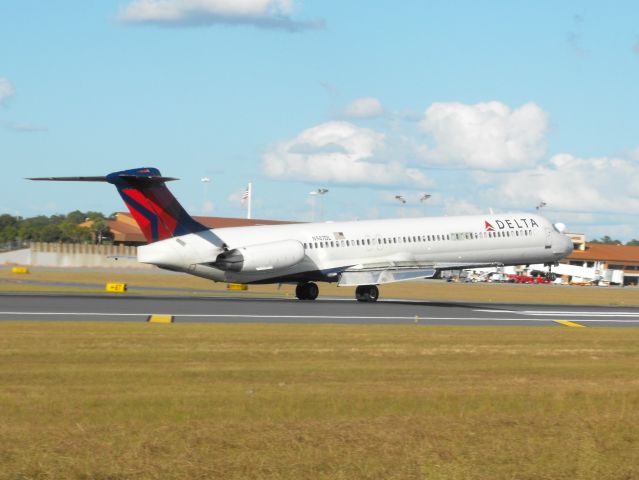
left=484, top=220, right=495, bottom=231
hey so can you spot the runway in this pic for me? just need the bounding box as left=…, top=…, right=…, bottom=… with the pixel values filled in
left=1, top=293, right=638, bottom=327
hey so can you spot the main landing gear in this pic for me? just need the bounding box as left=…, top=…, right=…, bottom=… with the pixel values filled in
left=355, top=285, right=379, bottom=303
left=295, top=282, right=380, bottom=302
left=295, top=282, right=319, bottom=300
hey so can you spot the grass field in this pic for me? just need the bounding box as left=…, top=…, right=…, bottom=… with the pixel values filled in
left=1, top=322, right=639, bottom=479
left=1, top=267, right=639, bottom=305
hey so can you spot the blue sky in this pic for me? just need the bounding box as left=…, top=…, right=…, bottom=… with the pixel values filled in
left=1, top=1, right=638, bottom=240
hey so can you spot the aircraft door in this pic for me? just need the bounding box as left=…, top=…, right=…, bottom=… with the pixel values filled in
left=364, top=234, right=373, bottom=252
left=375, top=234, right=383, bottom=251
left=545, top=228, right=552, bottom=249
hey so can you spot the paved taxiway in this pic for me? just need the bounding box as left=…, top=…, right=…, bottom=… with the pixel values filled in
left=0, top=293, right=638, bottom=327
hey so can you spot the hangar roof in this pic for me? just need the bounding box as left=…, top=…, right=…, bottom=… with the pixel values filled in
left=567, top=243, right=639, bottom=264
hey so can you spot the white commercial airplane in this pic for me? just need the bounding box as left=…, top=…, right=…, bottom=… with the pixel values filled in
left=31, top=167, right=574, bottom=302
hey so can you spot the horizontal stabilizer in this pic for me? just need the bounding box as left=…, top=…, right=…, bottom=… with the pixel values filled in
left=28, top=174, right=178, bottom=183
left=28, top=176, right=108, bottom=182
left=117, top=174, right=178, bottom=183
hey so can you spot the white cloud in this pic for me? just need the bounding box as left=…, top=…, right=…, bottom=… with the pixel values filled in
left=442, top=198, right=485, bottom=216
left=118, top=0, right=324, bottom=31
left=0, top=78, right=15, bottom=105
left=262, top=121, right=431, bottom=186
left=343, top=97, right=384, bottom=119
left=586, top=223, right=636, bottom=241
left=2, top=121, right=47, bottom=132
left=482, top=153, right=639, bottom=214
left=419, top=101, right=549, bottom=170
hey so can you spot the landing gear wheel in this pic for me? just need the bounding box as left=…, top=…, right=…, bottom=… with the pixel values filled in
left=355, top=285, right=379, bottom=303
left=295, top=282, right=319, bottom=300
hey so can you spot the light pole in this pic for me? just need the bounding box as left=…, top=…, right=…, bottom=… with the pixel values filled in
left=395, top=195, right=406, bottom=217
left=419, top=193, right=432, bottom=217
left=309, top=188, right=329, bottom=221
left=201, top=177, right=211, bottom=214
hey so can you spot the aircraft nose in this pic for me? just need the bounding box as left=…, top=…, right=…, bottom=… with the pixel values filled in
left=562, top=234, right=574, bottom=256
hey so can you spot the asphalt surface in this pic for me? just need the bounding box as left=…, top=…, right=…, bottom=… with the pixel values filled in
left=1, top=293, right=638, bottom=327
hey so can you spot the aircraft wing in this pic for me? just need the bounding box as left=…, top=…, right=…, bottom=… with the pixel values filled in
left=337, top=261, right=503, bottom=286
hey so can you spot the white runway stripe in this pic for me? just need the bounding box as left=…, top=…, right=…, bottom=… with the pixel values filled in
left=1, top=312, right=639, bottom=323
left=475, top=309, right=639, bottom=318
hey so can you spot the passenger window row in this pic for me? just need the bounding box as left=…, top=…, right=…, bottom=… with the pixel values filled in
left=303, top=229, right=534, bottom=250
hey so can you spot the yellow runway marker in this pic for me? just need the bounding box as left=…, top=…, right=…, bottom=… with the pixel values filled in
left=105, top=282, right=127, bottom=293
left=147, top=315, right=174, bottom=324
left=554, top=320, right=586, bottom=328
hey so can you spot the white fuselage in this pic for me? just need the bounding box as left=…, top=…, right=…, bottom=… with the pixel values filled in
left=138, top=213, right=574, bottom=285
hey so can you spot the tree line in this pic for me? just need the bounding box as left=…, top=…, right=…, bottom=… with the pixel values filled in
left=0, top=211, right=114, bottom=246
left=589, top=235, right=639, bottom=246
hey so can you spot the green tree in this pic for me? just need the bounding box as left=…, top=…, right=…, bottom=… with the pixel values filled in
left=2, top=211, right=112, bottom=244
left=65, top=210, right=87, bottom=225
left=589, top=235, right=622, bottom=245
left=59, top=220, right=92, bottom=243
left=0, top=214, right=20, bottom=243
left=626, top=239, right=639, bottom=246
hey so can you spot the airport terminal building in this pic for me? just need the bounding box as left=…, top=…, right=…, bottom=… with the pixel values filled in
left=564, top=239, right=639, bottom=286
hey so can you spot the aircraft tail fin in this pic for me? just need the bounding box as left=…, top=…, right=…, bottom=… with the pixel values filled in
left=29, top=167, right=208, bottom=243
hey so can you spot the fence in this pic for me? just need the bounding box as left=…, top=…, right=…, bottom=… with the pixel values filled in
left=0, top=242, right=148, bottom=269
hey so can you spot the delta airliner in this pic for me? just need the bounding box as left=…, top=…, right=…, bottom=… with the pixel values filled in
left=31, top=167, right=574, bottom=302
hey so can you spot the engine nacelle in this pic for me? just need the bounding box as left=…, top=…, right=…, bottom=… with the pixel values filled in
left=213, top=239, right=305, bottom=273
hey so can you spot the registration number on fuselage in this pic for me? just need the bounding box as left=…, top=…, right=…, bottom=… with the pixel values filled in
left=311, top=235, right=332, bottom=242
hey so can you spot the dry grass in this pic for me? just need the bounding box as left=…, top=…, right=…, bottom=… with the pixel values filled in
left=1, top=267, right=639, bottom=305
left=1, top=322, right=638, bottom=479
